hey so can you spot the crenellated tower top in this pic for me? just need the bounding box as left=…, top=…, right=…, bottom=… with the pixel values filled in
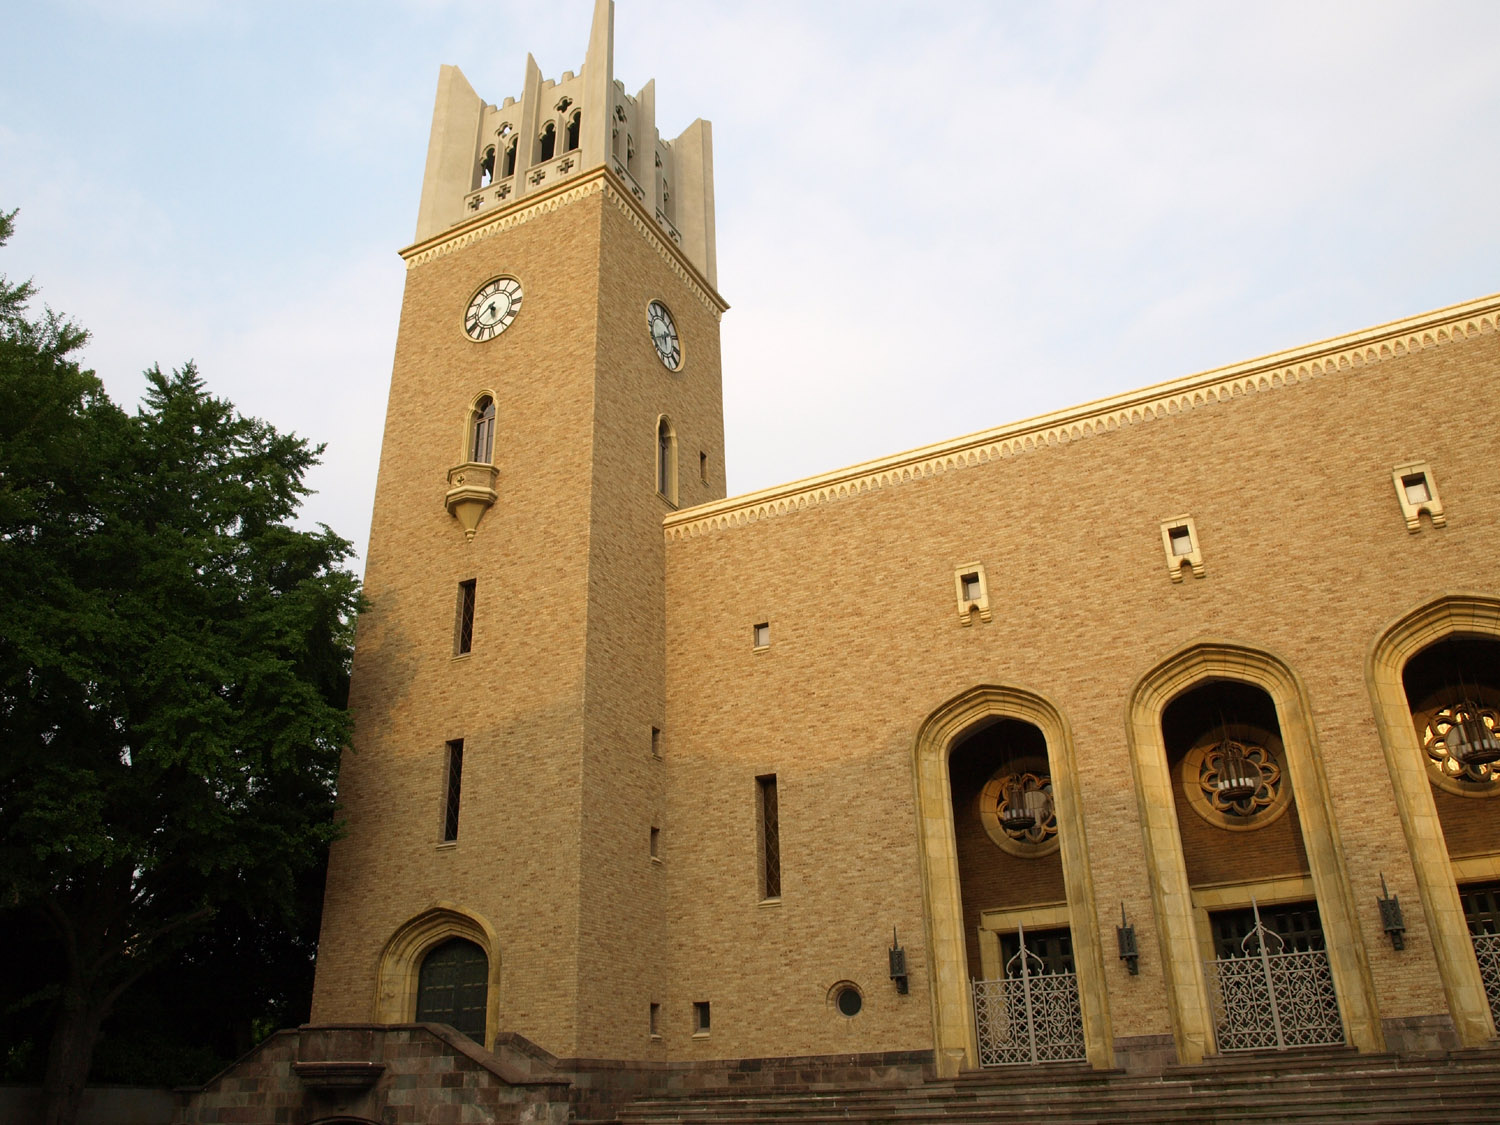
left=412, top=0, right=717, bottom=286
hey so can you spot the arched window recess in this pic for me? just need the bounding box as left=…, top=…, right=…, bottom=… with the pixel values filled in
left=538, top=122, right=556, bottom=162
left=565, top=111, right=581, bottom=153
left=656, top=416, right=677, bottom=506
left=503, top=139, right=517, bottom=178
left=445, top=394, right=500, bottom=541
left=479, top=146, right=495, bottom=188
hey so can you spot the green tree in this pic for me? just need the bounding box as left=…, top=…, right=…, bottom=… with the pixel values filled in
left=0, top=210, right=360, bottom=1125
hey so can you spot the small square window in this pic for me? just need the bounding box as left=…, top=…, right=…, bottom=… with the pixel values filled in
left=953, top=563, right=991, bottom=625
left=649, top=826, right=660, bottom=859
left=1402, top=473, right=1431, bottom=505
left=1160, top=517, right=1204, bottom=581
left=692, top=1001, right=711, bottom=1035
left=753, top=623, right=770, bottom=649
left=1391, top=462, right=1445, bottom=532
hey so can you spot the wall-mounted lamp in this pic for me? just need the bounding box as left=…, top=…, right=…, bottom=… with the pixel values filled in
left=1377, top=873, right=1406, bottom=951
left=889, top=928, right=909, bottom=994
left=1117, top=904, right=1139, bottom=975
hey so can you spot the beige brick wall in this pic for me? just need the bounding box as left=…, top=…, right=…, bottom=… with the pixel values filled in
left=661, top=326, right=1500, bottom=1060
left=313, top=157, right=1500, bottom=1066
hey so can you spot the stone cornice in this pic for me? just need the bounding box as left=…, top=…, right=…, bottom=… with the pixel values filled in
left=399, top=167, right=728, bottom=319
left=664, top=292, right=1500, bottom=542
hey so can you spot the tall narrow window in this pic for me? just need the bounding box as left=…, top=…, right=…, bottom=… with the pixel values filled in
left=479, top=146, right=495, bottom=187
left=657, top=417, right=676, bottom=504
left=758, top=774, right=781, bottom=899
left=503, top=139, right=517, bottom=177
left=455, top=579, right=476, bottom=655
left=470, top=396, right=495, bottom=463
left=443, top=739, right=464, bottom=842
left=692, top=1001, right=711, bottom=1035
left=565, top=111, right=581, bottom=152
left=649, top=1002, right=660, bottom=1037
left=699, top=451, right=707, bottom=483
left=538, top=122, right=556, bottom=161
left=627, top=134, right=636, bottom=174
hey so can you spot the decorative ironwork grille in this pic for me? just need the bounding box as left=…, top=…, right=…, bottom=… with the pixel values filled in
left=972, top=926, right=1086, bottom=1066
left=1205, top=901, right=1344, bottom=1051
left=1460, top=883, right=1500, bottom=1022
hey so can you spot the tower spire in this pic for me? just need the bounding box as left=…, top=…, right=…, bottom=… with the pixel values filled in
left=581, top=0, right=614, bottom=171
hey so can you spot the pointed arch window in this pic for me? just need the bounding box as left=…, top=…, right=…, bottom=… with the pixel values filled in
left=470, top=396, right=495, bottom=464
left=538, top=122, right=556, bottom=162
left=479, top=146, right=495, bottom=187
left=565, top=111, right=581, bottom=153
left=657, top=416, right=677, bottom=505
left=503, top=139, right=517, bottom=177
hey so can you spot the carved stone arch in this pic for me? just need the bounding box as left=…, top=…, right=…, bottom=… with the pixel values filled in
left=1126, top=641, right=1382, bottom=1062
left=374, top=904, right=500, bottom=1048
left=1367, top=593, right=1500, bottom=1046
left=912, top=684, right=1113, bottom=1076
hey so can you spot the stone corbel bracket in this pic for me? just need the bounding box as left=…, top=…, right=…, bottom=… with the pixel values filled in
left=446, top=462, right=500, bottom=541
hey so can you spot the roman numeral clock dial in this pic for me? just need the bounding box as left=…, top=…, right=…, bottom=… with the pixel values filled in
left=647, top=300, right=682, bottom=371
left=464, top=276, right=523, bottom=342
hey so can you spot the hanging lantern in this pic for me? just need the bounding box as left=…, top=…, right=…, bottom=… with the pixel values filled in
left=1214, top=740, right=1261, bottom=801
left=1001, top=780, right=1035, bottom=831
left=1446, top=703, right=1500, bottom=767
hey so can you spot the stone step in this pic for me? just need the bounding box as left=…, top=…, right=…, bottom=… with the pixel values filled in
left=614, top=1063, right=1500, bottom=1124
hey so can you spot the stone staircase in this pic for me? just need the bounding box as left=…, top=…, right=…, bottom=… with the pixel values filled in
left=609, top=1048, right=1500, bottom=1124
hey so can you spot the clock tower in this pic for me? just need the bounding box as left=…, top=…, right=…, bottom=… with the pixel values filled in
left=310, top=0, right=726, bottom=1062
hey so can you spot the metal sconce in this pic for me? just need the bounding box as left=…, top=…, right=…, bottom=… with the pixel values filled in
left=1377, top=874, right=1405, bottom=951
left=889, top=928, right=909, bottom=994
left=1116, top=903, right=1139, bottom=975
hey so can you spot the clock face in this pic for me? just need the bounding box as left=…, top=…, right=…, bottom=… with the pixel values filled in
left=647, top=300, right=682, bottom=370
left=465, top=276, right=523, bottom=342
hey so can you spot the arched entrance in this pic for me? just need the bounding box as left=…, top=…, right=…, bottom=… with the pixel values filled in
left=1368, top=595, right=1500, bottom=1045
left=1127, top=642, right=1381, bottom=1061
left=375, top=905, right=500, bottom=1048
left=416, top=938, right=489, bottom=1043
left=1162, top=679, right=1342, bottom=1051
left=913, top=686, right=1112, bottom=1076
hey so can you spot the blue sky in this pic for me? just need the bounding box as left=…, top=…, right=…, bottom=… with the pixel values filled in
left=3, top=1, right=1498, bottom=568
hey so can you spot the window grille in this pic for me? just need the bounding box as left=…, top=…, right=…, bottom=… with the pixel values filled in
left=455, top=580, right=476, bottom=655
left=759, top=774, right=781, bottom=898
left=1210, top=902, right=1325, bottom=959
left=443, top=739, right=464, bottom=841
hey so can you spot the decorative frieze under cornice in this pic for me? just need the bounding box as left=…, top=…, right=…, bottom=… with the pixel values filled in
left=399, top=167, right=727, bottom=319
left=664, top=293, right=1500, bottom=542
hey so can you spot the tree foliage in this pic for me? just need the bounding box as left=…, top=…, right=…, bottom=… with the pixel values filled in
left=0, top=209, right=361, bottom=1125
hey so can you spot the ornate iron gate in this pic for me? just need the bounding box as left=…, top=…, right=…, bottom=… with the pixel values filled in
left=971, top=925, right=1086, bottom=1066
left=1205, top=901, right=1344, bottom=1051
left=1460, top=883, right=1500, bottom=1024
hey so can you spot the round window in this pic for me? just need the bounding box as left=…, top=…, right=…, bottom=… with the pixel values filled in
left=835, top=986, right=862, bottom=1018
